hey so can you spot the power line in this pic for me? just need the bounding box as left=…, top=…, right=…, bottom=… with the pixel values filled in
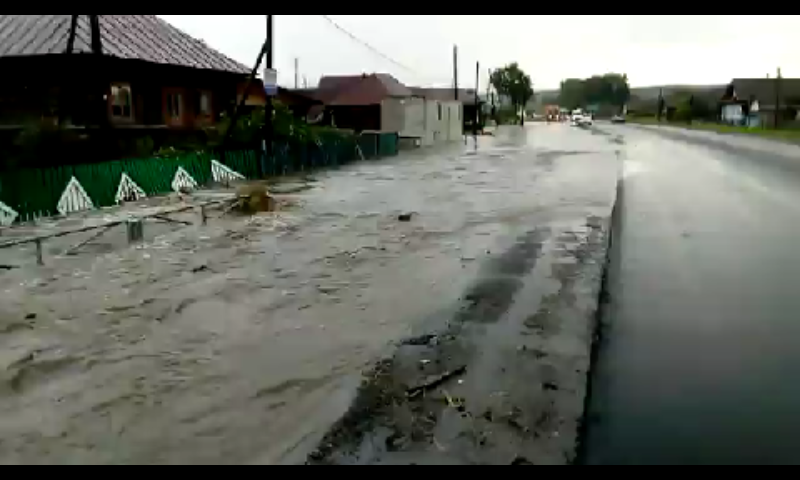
left=319, top=15, right=418, bottom=75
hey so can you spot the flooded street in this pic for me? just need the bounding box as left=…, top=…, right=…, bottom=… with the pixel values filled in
left=0, top=125, right=619, bottom=465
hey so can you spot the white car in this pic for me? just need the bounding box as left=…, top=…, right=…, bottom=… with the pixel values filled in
left=571, top=113, right=593, bottom=127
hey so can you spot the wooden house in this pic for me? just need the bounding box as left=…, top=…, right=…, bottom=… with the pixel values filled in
left=720, top=78, right=800, bottom=128
left=0, top=15, right=261, bottom=159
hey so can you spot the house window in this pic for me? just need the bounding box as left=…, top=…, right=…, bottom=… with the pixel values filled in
left=196, top=91, right=212, bottom=116
left=111, top=84, right=132, bottom=119
left=167, top=93, right=183, bottom=120
left=438, top=103, right=442, bottom=121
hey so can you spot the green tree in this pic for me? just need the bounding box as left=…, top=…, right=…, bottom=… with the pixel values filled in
left=675, top=99, right=694, bottom=123
left=559, top=79, right=585, bottom=110
left=490, top=63, right=534, bottom=125
left=558, top=73, right=630, bottom=113
left=214, top=101, right=314, bottom=147
left=605, top=73, right=631, bottom=107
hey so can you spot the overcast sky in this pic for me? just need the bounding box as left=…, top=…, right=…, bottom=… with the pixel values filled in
left=159, top=15, right=800, bottom=91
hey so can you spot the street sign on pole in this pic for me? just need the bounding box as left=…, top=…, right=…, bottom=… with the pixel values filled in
left=264, top=68, right=278, bottom=96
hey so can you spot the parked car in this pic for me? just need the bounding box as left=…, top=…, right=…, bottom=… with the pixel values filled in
left=611, top=115, right=626, bottom=124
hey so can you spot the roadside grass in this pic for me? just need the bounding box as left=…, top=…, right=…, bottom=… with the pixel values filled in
left=626, top=117, right=800, bottom=143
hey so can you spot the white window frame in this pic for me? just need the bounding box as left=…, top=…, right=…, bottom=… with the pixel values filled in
left=111, top=84, right=132, bottom=119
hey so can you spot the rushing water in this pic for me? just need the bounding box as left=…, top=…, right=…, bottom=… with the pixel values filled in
left=0, top=126, right=621, bottom=465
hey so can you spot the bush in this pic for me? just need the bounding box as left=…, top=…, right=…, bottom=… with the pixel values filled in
left=674, top=102, right=694, bottom=123
left=214, top=101, right=318, bottom=148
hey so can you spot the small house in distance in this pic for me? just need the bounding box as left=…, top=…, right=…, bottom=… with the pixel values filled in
left=313, top=73, right=412, bottom=133
left=299, top=74, right=471, bottom=148
left=720, top=78, right=800, bottom=128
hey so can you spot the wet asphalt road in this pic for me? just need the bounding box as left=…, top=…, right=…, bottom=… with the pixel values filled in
left=584, top=125, right=800, bottom=465
left=0, top=124, right=618, bottom=465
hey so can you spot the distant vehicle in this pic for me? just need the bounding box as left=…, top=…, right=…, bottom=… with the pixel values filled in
left=571, top=110, right=584, bottom=127
left=571, top=111, right=593, bottom=127
left=611, top=115, right=626, bottom=124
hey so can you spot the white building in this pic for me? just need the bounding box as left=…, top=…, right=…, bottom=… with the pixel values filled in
left=406, top=88, right=464, bottom=146
left=313, top=74, right=465, bottom=147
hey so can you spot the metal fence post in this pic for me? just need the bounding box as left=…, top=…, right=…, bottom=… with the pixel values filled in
left=35, top=239, right=44, bottom=266
left=126, top=219, right=144, bottom=245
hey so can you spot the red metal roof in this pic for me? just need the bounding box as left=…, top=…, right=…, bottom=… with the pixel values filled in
left=317, top=73, right=411, bottom=106
left=0, top=15, right=250, bottom=74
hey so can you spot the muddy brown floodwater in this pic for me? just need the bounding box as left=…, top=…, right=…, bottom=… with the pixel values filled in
left=0, top=125, right=619, bottom=465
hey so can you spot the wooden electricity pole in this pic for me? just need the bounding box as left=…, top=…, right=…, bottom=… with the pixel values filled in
left=88, top=15, right=106, bottom=127
left=60, top=15, right=80, bottom=126
left=265, top=14, right=274, bottom=173
left=453, top=45, right=459, bottom=101
left=775, top=67, right=782, bottom=130
left=475, top=61, right=480, bottom=136
left=65, top=15, right=78, bottom=54
left=221, top=15, right=274, bottom=169
left=89, top=15, right=103, bottom=55
left=294, top=57, right=299, bottom=89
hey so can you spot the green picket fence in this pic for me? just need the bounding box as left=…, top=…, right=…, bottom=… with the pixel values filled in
left=0, top=133, right=400, bottom=223
left=0, top=152, right=217, bottom=222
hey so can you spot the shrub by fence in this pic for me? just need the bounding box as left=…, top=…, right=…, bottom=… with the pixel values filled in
left=0, top=132, right=399, bottom=224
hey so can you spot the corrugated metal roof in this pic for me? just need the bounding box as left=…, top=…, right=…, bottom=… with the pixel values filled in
left=317, top=73, right=411, bottom=106
left=0, top=15, right=250, bottom=74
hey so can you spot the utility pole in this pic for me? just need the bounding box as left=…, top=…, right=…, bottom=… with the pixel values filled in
left=220, top=14, right=273, bottom=167
left=65, top=15, right=78, bottom=54
left=453, top=45, right=459, bottom=101
left=60, top=15, right=80, bottom=126
left=775, top=67, right=782, bottom=130
left=486, top=68, right=492, bottom=102
left=474, top=61, right=480, bottom=136
left=294, top=57, right=299, bottom=89
left=265, top=15, right=274, bottom=174
left=89, top=15, right=102, bottom=55
left=88, top=15, right=106, bottom=127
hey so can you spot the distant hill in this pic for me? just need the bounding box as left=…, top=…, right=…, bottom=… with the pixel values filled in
left=535, top=84, right=726, bottom=106
left=630, top=84, right=726, bottom=102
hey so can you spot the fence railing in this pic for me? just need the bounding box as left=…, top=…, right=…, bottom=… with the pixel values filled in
left=0, top=132, right=399, bottom=224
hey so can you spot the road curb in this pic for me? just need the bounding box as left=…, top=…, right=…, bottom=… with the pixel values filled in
left=574, top=164, right=624, bottom=465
